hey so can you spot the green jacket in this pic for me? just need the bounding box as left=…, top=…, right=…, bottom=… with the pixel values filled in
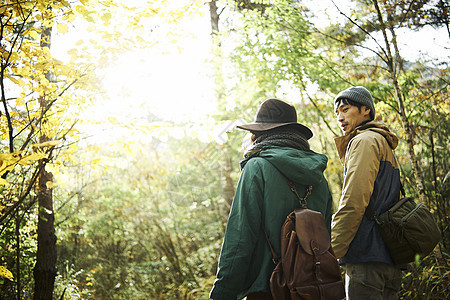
left=210, top=146, right=333, bottom=300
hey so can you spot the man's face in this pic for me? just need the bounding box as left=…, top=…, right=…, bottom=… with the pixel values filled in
left=335, top=102, right=371, bottom=135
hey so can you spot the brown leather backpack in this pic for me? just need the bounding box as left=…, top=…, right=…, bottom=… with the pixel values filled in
left=264, top=183, right=345, bottom=300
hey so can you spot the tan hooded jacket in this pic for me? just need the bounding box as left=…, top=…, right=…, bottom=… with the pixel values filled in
left=331, top=121, right=400, bottom=261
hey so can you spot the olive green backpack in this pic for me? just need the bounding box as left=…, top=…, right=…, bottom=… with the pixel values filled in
left=366, top=186, right=441, bottom=265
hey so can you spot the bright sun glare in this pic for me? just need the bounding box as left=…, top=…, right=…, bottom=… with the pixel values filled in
left=98, top=45, right=215, bottom=124
left=54, top=2, right=216, bottom=143
left=94, top=2, right=216, bottom=123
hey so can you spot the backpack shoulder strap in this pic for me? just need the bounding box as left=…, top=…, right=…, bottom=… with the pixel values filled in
left=263, top=229, right=280, bottom=264
left=261, top=158, right=312, bottom=207
left=260, top=157, right=312, bottom=262
left=365, top=150, right=405, bottom=223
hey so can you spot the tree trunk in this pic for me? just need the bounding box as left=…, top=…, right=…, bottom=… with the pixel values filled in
left=16, top=215, right=21, bottom=300
left=221, top=143, right=235, bottom=208
left=372, top=0, right=426, bottom=201
left=209, top=0, right=219, bottom=35
left=33, top=22, right=56, bottom=300
left=372, top=0, right=445, bottom=268
left=33, top=155, right=56, bottom=300
left=208, top=1, right=234, bottom=210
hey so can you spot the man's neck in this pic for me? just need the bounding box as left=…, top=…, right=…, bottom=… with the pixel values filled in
left=357, top=119, right=372, bottom=128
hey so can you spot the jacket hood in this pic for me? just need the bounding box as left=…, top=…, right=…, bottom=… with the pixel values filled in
left=334, top=121, right=399, bottom=161
left=241, top=147, right=329, bottom=186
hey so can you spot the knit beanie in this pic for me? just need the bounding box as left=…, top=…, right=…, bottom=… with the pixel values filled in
left=334, top=86, right=375, bottom=120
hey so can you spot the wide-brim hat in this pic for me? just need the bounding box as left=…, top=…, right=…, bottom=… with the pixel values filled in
left=236, top=98, right=313, bottom=140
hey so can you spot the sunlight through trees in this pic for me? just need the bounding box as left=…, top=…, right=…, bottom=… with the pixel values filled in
left=0, top=0, right=448, bottom=299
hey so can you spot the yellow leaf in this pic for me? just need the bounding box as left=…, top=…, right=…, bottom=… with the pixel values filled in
left=75, top=5, right=87, bottom=15
left=101, top=12, right=112, bottom=22
left=32, top=140, right=61, bottom=148
left=15, top=97, right=24, bottom=105
left=108, top=117, right=119, bottom=125
left=0, top=178, right=9, bottom=186
left=9, top=52, right=20, bottom=61
left=57, top=23, right=69, bottom=34
left=0, top=159, right=16, bottom=174
left=19, top=152, right=47, bottom=165
left=28, top=30, right=39, bottom=40
left=63, top=11, right=76, bottom=23
left=5, top=74, right=20, bottom=85
left=0, top=266, right=13, bottom=281
left=46, top=181, right=53, bottom=189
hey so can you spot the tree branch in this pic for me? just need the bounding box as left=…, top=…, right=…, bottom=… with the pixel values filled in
left=330, top=0, right=391, bottom=65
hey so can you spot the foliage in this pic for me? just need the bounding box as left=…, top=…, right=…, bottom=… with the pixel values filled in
left=400, top=255, right=450, bottom=299
left=54, top=131, right=226, bottom=299
left=0, top=0, right=203, bottom=298
left=0, top=0, right=99, bottom=296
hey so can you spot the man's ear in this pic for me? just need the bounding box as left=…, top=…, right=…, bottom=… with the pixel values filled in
left=362, top=106, right=371, bottom=118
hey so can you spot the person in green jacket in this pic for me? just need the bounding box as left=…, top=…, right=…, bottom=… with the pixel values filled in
left=210, top=98, right=334, bottom=300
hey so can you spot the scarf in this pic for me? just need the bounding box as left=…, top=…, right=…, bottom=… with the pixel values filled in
left=246, top=127, right=310, bottom=153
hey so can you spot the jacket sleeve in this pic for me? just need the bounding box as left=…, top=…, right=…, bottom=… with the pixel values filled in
left=331, top=135, right=381, bottom=259
left=210, top=161, right=264, bottom=300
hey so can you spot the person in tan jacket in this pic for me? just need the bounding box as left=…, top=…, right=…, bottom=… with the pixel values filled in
left=332, top=86, right=403, bottom=299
